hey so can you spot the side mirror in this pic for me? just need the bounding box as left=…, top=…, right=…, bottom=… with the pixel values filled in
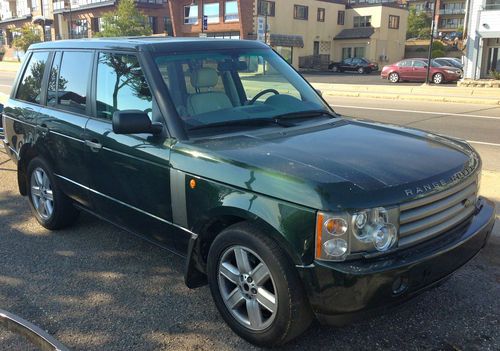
left=112, top=110, right=162, bottom=135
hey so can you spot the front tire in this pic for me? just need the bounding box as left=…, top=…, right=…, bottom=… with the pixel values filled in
left=433, top=72, right=444, bottom=84
left=357, top=67, right=365, bottom=74
left=389, top=72, right=400, bottom=83
left=331, top=65, right=338, bottom=72
left=27, top=157, right=79, bottom=230
left=207, top=222, right=313, bottom=347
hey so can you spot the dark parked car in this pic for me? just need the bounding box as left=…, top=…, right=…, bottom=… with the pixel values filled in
left=434, top=58, right=464, bottom=78
left=1, top=38, right=495, bottom=346
left=381, top=58, right=462, bottom=84
left=329, top=57, right=379, bottom=73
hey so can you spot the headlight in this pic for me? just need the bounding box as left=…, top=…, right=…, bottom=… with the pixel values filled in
left=316, top=207, right=399, bottom=261
left=444, top=69, right=458, bottom=74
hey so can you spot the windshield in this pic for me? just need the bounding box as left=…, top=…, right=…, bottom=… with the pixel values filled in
left=154, top=48, right=331, bottom=135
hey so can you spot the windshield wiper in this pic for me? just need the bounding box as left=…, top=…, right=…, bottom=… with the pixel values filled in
left=273, top=109, right=336, bottom=121
left=188, top=117, right=295, bottom=131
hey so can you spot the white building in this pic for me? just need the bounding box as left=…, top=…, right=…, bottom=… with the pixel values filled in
left=463, top=0, right=500, bottom=79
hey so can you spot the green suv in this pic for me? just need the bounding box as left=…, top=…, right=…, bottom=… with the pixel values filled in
left=1, top=38, right=496, bottom=346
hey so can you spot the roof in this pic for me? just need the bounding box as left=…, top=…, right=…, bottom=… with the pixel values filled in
left=334, top=27, right=375, bottom=40
left=29, top=37, right=269, bottom=52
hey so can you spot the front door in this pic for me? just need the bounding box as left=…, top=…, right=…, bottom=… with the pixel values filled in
left=411, top=60, right=428, bottom=81
left=84, top=52, right=181, bottom=250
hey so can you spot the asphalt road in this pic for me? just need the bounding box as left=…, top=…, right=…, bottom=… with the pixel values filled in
left=0, top=74, right=499, bottom=350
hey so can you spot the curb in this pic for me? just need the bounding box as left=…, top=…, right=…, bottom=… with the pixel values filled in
left=321, top=90, right=500, bottom=105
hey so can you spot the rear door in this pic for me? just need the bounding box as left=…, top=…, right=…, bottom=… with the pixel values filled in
left=411, top=60, right=427, bottom=81
left=84, top=51, right=179, bottom=250
left=36, top=50, right=93, bottom=207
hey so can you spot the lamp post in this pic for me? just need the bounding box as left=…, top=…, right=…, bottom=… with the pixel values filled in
left=425, top=0, right=438, bottom=84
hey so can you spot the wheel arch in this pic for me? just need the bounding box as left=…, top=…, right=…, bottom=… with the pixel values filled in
left=17, top=142, right=55, bottom=196
left=184, top=203, right=313, bottom=289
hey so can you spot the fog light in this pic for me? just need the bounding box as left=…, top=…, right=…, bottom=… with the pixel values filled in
left=372, top=224, right=397, bottom=251
left=323, top=238, right=348, bottom=257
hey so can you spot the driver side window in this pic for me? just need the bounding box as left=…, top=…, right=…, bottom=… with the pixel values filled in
left=96, top=52, right=153, bottom=120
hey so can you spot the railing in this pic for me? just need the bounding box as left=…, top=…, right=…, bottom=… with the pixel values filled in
left=439, top=8, right=465, bottom=14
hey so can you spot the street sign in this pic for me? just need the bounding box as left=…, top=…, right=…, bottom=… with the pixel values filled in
left=257, top=16, right=265, bottom=42
left=203, top=15, right=208, bottom=31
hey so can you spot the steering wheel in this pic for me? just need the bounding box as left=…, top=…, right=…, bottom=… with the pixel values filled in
left=248, top=89, right=280, bottom=105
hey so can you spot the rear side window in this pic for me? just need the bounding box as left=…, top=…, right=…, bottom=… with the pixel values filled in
left=49, top=51, right=93, bottom=114
left=95, top=53, right=152, bottom=120
left=16, top=51, right=49, bottom=104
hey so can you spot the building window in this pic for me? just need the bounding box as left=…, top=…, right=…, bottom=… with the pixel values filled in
left=258, top=0, right=275, bottom=16
left=294, top=5, right=308, bottom=20
left=184, top=4, right=198, bottom=24
left=317, top=8, right=325, bottom=22
left=353, top=15, right=371, bottom=27
left=337, top=10, right=345, bottom=25
left=485, top=0, right=500, bottom=10
left=164, top=16, right=174, bottom=36
left=342, top=47, right=352, bottom=59
left=225, top=1, right=239, bottom=22
left=91, top=17, right=100, bottom=33
left=388, top=15, right=399, bottom=29
left=354, top=47, right=365, bottom=58
left=148, top=16, right=157, bottom=34
left=204, top=3, right=220, bottom=24
left=71, top=19, right=88, bottom=39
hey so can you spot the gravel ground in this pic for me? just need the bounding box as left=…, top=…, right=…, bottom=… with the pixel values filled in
left=0, top=149, right=499, bottom=351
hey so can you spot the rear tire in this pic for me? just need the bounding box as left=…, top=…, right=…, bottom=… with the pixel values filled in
left=389, top=72, right=400, bottom=83
left=331, top=65, right=338, bottom=72
left=26, top=157, right=79, bottom=230
left=207, top=222, right=313, bottom=347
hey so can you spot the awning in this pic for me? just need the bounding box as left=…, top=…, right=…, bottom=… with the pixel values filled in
left=269, top=34, right=304, bottom=48
left=334, top=27, right=374, bottom=40
left=32, top=16, right=53, bottom=25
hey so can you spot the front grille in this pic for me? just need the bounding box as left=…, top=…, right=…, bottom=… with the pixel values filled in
left=399, top=175, right=478, bottom=249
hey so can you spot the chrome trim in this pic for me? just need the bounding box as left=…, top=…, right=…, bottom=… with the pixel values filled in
left=0, top=308, right=70, bottom=351
left=55, top=174, right=195, bottom=236
left=50, top=130, right=84, bottom=143
left=170, top=168, right=188, bottom=228
left=3, top=115, right=37, bottom=127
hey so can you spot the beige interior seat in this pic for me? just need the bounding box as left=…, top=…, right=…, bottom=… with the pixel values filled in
left=187, top=68, right=233, bottom=116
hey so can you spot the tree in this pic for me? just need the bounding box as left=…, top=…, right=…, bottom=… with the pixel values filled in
left=95, top=0, right=152, bottom=37
left=406, top=8, right=432, bottom=39
left=12, top=24, right=42, bottom=52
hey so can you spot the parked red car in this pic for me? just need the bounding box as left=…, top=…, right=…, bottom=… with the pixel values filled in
left=381, top=58, right=462, bottom=84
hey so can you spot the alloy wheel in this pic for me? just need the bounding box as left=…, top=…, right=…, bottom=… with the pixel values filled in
left=332, top=66, right=338, bottom=72
left=433, top=73, right=443, bottom=84
left=30, top=167, right=54, bottom=220
left=358, top=67, right=364, bottom=74
left=389, top=72, right=399, bottom=83
left=217, top=245, right=278, bottom=331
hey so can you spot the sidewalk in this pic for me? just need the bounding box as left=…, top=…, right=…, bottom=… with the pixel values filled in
left=0, top=61, right=21, bottom=72
left=312, top=82, right=500, bottom=105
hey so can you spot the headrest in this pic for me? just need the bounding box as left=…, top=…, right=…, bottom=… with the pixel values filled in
left=191, top=68, right=219, bottom=89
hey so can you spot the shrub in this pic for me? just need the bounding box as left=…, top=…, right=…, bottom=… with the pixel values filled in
left=489, top=70, right=500, bottom=80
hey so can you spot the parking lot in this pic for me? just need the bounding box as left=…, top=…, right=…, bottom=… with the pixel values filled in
left=1, top=90, right=499, bottom=349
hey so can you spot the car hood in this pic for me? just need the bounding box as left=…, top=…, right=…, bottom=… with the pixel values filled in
left=171, top=119, right=479, bottom=210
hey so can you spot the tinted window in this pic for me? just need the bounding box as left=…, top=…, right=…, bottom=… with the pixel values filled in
left=57, top=51, right=93, bottom=113
left=96, top=53, right=153, bottom=120
left=343, top=58, right=352, bottom=64
left=16, top=51, right=49, bottom=104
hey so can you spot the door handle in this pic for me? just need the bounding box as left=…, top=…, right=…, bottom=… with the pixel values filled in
left=84, top=139, right=103, bottom=151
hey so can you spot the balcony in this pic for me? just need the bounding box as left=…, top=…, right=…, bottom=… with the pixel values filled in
left=484, top=2, right=500, bottom=10
left=52, top=0, right=116, bottom=13
left=439, top=8, right=465, bottom=15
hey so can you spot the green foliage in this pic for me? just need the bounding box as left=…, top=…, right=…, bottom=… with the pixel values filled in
left=95, top=0, right=152, bottom=37
left=432, top=41, right=446, bottom=51
left=12, top=24, right=41, bottom=52
left=489, top=70, right=500, bottom=80
left=407, top=8, right=432, bottom=39
left=431, top=49, right=446, bottom=58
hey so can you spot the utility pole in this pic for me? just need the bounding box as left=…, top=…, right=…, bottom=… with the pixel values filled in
left=425, top=0, right=438, bottom=84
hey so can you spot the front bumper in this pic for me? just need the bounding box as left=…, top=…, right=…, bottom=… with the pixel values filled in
left=297, top=197, right=496, bottom=325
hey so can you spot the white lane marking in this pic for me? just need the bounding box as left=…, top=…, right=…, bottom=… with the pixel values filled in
left=332, top=104, right=500, bottom=121
left=467, top=140, right=500, bottom=147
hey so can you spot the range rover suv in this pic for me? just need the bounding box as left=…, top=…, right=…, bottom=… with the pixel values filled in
left=1, top=38, right=495, bottom=346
